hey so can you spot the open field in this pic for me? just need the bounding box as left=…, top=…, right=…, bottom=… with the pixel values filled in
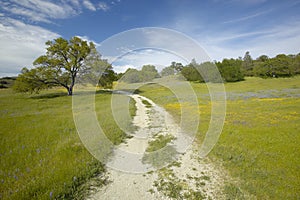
left=0, top=89, right=135, bottom=199
left=139, top=76, right=300, bottom=199
left=1, top=76, right=299, bottom=199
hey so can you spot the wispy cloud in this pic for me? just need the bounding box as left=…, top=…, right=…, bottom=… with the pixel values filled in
left=0, top=0, right=120, bottom=77
left=0, top=0, right=79, bottom=23
left=0, top=0, right=116, bottom=24
left=223, top=9, right=272, bottom=24
left=98, top=2, right=110, bottom=11
left=230, top=0, right=268, bottom=5
left=111, top=49, right=187, bottom=73
left=198, top=21, right=300, bottom=60
left=206, top=30, right=274, bottom=44
left=166, top=2, right=300, bottom=61
left=83, top=0, right=97, bottom=11
left=99, top=28, right=205, bottom=71
left=0, top=17, right=60, bottom=76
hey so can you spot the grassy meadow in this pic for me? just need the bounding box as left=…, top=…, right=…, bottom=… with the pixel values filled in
left=139, top=76, right=300, bottom=199
left=0, top=88, right=135, bottom=199
left=1, top=76, right=299, bottom=199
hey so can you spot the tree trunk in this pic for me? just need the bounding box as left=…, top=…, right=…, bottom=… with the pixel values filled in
left=68, top=86, right=73, bottom=96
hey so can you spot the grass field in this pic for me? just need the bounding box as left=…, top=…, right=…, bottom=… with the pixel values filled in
left=139, top=76, right=300, bottom=199
left=0, top=88, right=135, bottom=199
left=1, top=76, right=299, bottom=199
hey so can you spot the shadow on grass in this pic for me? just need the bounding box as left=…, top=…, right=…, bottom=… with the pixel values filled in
left=96, top=89, right=142, bottom=95
left=133, top=83, right=159, bottom=94
left=29, top=87, right=148, bottom=99
left=96, top=90, right=113, bottom=94
left=30, top=92, right=68, bottom=99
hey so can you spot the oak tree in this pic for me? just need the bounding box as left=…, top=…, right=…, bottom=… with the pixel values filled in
left=14, top=37, right=94, bottom=95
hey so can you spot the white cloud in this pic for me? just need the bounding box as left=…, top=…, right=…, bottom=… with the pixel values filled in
left=83, top=0, right=96, bottom=11
left=246, top=22, right=300, bottom=58
left=198, top=21, right=300, bottom=60
left=97, top=28, right=210, bottom=72
left=113, top=64, right=134, bottom=73
left=110, top=49, right=188, bottom=73
left=0, top=0, right=116, bottom=77
left=76, top=35, right=101, bottom=47
left=0, top=0, right=79, bottom=23
left=167, top=13, right=300, bottom=61
left=98, top=2, right=110, bottom=11
left=142, top=28, right=211, bottom=63
left=0, top=17, right=60, bottom=77
left=69, top=0, right=81, bottom=7
left=0, top=0, right=114, bottom=24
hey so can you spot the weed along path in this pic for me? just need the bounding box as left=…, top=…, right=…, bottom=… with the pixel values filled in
left=87, top=92, right=228, bottom=200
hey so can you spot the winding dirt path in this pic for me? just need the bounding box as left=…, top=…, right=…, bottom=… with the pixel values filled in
left=86, top=93, right=227, bottom=200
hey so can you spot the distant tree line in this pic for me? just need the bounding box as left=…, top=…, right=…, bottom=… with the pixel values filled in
left=12, top=35, right=300, bottom=95
left=251, top=53, right=300, bottom=78
left=161, top=52, right=300, bottom=83
left=120, top=65, right=160, bottom=83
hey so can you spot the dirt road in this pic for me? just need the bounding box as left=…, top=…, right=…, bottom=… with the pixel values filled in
left=87, top=93, right=227, bottom=200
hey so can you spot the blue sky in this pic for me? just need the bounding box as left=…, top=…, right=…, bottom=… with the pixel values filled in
left=0, top=0, right=300, bottom=76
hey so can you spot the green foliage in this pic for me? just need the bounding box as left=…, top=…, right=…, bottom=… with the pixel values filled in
left=173, top=52, right=300, bottom=83
left=180, top=58, right=243, bottom=83
left=121, top=68, right=142, bottom=83
left=97, top=66, right=116, bottom=89
left=13, top=37, right=99, bottom=95
left=81, top=46, right=116, bottom=88
left=198, top=61, right=223, bottom=83
left=293, top=53, right=300, bottom=74
left=13, top=67, right=52, bottom=93
left=120, top=65, right=160, bottom=83
left=141, top=65, right=160, bottom=81
left=242, top=51, right=254, bottom=76
left=181, top=65, right=203, bottom=82
left=253, top=54, right=295, bottom=77
left=170, top=61, right=184, bottom=73
left=216, top=58, right=244, bottom=82
left=161, top=66, right=175, bottom=77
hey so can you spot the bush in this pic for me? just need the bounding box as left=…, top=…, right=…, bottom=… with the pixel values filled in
left=216, top=59, right=244, bottom=82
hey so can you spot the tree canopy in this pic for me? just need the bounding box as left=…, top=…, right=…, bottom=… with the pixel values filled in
left=180, top=59, right=243, bottom=83
left=14, top=36, right=115, bottom=95
left=13, top=43, right=300, bottom=92
left=120, top=65, right=160, bottom=83
left=160, top=51, right=300, bottom=83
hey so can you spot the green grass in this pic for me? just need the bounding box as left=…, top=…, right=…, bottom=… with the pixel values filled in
left=141, top=99, right=152, bottom=108
left=2, top=76, right=299, bottom=199
left=142, top=134, right=177, bottom=168
left=153, top=168, right=206, bottom=200
left=138, top=76, right=300, bottom=199
left=146, top=134, right=175, bottom=152
left=0, top=88, right=135, bottom=199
